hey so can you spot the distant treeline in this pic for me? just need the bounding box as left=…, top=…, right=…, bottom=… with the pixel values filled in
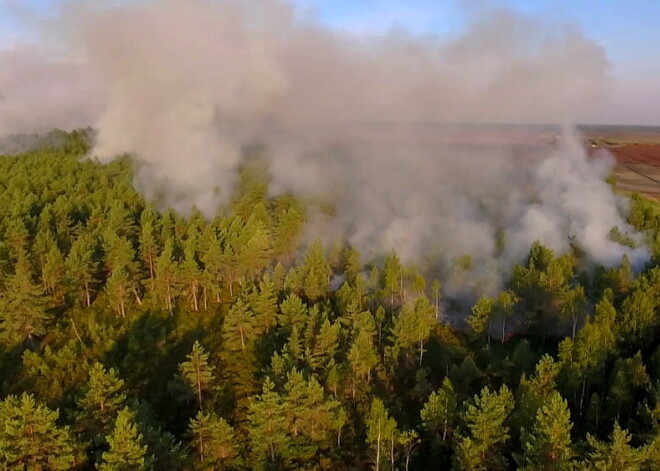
left=0, top=128, right=95, bottom=156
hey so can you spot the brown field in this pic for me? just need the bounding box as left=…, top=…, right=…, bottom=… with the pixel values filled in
left=589, top=131, right=660, bottom=200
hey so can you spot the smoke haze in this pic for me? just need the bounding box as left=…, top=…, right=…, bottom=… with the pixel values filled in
left=0, top=0, right=649, bottom=292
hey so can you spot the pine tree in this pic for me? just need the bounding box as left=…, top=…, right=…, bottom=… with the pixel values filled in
left=104, top=234, right=138, bottom=274
left=66, top=233, right=97, bottom=307
left=0, top=393, right=76, bottom=470
left=606, top=353, right=650, bottom=423
left=105, top=200, right=137, bottom=239
left=33, top=220, right=56, bottom=280
left=178, top=341, right=215, bottom=410
left=344, top=246, right=362, bottom=285
left=199, top=226, right=223, bottom=304
left=42, top=244, right=66, bottom=303
left=586, top=423, right=644, bottom=470
left=0, top=252, right=50, bottom=345
left=309, top=319, right=340, bottom=372
left=455, top=385, right=514, bottom=470
left=497, top=290, right=519, bottom=344
left=178, top=237, right=202, bottom=312
left=159, top=210, right=176, bottom=246
left=247, top=378, right=288, bottom=465
left=76, top=362, right=127, bottom=440
left=20, top=341, right=86, bottom=405
left=154, top=238, right=178, bottom=314
left=382, top=251, right=402, bottom=313
left=421, top=377, right=458, bottom=442
left=253, top=273, right=278, bottom=333
left=432, top=279, right=441, bottom=320
left=348, top=329, right=379, bottom=398
left=366, top=398, right=397, bottom=471
left=273, top=206, right=304, bottom=263
left=105, top=266, right=132, bottom=318
left=278, top=293, right=308, bottom=332
left=620, top=287, right=656, bottom=344
left=281, top=370, right=341, bottom=463
left=467, top=296, right=493, bottom=343
left=139, top=208, right=160, bottom=286
left=237, top=218, right=273, bottom=283
left=325, top=361, right=345, bottom=400
left=99, top=407, right=150, bottom=471
left=390, top=297, right=435, bottom=366
left=559, top=286, right=586, bottom=340
left=103, top=234, right=140, bottom=316
left=4, top=219, right=29, bottom=261
left=223, top=298, right=258, bottom=352
left=301, top=240, right=331, bottom=301
left=399, top=430, right=420, bottom=471
left=529, top=354, right=561, bottom=397
left=515, top=354, right=562, bottom=436
left=287, top=325, right=305, bottom=365
left=522, top=391, right=573, bottom=470
left=188, top=411, right=237, bottom=470
left=559, top=291, right=619, bottom=415
left=333, top=406, right=348, bottom=449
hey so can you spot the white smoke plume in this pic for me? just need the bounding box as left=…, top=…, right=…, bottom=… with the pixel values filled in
left=0, top=45, right=102, bottom=135
left=0, top=0, right=649, bottom=292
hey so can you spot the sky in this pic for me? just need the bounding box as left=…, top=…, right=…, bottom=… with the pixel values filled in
left=1, top=0, right=659, bottom=125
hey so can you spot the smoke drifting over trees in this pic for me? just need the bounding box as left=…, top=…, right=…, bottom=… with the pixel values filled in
left=3, top=5, right=660, bottom=468
left=0, top=0, right=648, bottom=289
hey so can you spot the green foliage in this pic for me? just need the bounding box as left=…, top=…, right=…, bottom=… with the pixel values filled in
left=178, top=341, right=215, bottom=410
left=300, top=240, right=331, bottom=301
left=223, top=298, right=258, bottom=352
left=467, top=295, right=493, bottom=339
left=366, top=398, right=397, bottom=471
left=246, top=378, right=288, bottom=465
left=1, top=132, right=660, bottom=469
left=421, top=377, right=458, bottom=442
left=76, top=362, right=127, bottom=442
left=0, top=254, right=50, bottom=345
left=390, top=298, right=435, bottom=365
left=99, top=407, right=150, bottom=471
left=348, top=328, right=379, bottom=397
left=0, top=393, right=76, bottom=470
left=586, top=423, right=645, bottom=470
left=455, top=385, right=514, bottom=470
left=521, top=391, right=573, bottom=470
left=188, top=411, right=237, bottom=470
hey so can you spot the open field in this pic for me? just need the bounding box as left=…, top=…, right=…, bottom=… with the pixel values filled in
left=586, top=127, right=660, bottom=199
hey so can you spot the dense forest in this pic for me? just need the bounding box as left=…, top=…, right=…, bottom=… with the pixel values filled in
left=2, top=130, right=660, bottom=470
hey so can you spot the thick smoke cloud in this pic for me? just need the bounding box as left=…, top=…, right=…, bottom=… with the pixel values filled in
left=0, top=0, right=649, bottom=292
left=0, top=45, right=102, bottom=135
